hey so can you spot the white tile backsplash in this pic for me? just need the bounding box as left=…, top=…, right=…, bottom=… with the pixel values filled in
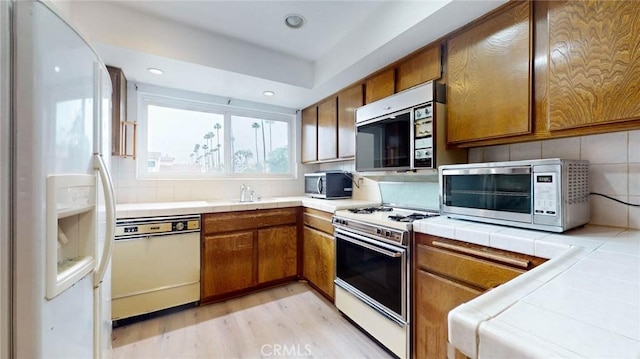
left=509, top=141, right=541, bottom=161
left=589, top=194, right=629, bottom=228
left=589, top=164, right=628, bottom=195
left=467, top=147, right=483, bottom=163
left=629, top=130, right=640, bottom=163
left=483, top=144, right=510, bottom=162
left=630, top=164, right=640, bottom=196
left=581, top=132, right=628, bottom=164
left=542, top=137, right=580, bottom=159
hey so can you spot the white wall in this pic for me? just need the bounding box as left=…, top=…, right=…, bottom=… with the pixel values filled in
left=469, top=130, right=640, bottom=229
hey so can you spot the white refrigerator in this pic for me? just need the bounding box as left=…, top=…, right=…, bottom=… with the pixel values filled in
left=2, top=1, right=116, bottom=358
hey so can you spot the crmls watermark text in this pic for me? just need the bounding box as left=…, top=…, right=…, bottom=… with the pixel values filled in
left=260, top=344, right=313, bottom=357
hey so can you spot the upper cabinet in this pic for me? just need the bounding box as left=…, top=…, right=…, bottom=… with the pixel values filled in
left=317, top=97, right=338, bottom=161
left=365, top=68, right=395, bottom=104
left=301, top=106, right=318, bottom=163
left=396, top=43, right=442, bottom=93
left=546, top=0, right=640, bottom=131
left=446, top=1, right=532, bottom=145
left=337, top=84, right=363, bottom=159
left=302, top=84, right=363, bottom=163
left=106, top=65, right=136, bottom=158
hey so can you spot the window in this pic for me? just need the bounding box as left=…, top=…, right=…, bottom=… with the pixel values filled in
left=137, top=90, right=295, bottom=179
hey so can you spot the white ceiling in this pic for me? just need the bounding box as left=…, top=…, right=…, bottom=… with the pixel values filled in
left=68, top=0, right=509, bottom=110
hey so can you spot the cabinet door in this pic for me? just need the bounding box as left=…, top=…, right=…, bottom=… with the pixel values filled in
left=303, top=226, right=335, bottom=300
left=337, top=84, right=362, bottom=159
left=365, top=68, right=395, bottom=104
left=257, top=225, right=298, bottom=284
left=547, top=1, right=640, bottom=131
left=201, top=231, right=255, bottom=298
left=414, top=270, right=480, bottom=359
left=446, top=1, right=531, bottom=144
left=301, top=106, right=317, bottom=163
left=317, top=97, right=338, bottom=161
left=396, top=44, right=442, bottom=92
left=106, top=66, right=127, bottom=156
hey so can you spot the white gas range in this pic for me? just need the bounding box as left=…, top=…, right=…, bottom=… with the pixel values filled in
left=332, top=206, right=439, bottom=359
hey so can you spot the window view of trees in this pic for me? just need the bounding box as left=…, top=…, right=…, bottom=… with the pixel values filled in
left=145, top=103, right=290, bottom=177
left=231, top=116, right=289, bottom=174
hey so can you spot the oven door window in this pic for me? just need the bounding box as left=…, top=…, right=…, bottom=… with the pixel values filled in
left=444, top=173, right=532, bottom=213
left=335, top=236, right=403, bottom=316
left=356, top=111, right=411, bottom=171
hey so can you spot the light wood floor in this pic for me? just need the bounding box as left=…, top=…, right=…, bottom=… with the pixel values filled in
left=112, top=282, right=394, bottom=358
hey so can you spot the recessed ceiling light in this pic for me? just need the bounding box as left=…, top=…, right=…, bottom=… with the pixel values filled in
left=284, top=14, right=305, bottom=29
left=54, top=66, right=60, bottom=73
left=148, top=68, right=164, bottom=75
left=263, top=91, right=275, bottom=96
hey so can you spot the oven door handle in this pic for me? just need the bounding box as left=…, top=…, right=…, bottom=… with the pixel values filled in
left=335, top=232, right=402, bottom=258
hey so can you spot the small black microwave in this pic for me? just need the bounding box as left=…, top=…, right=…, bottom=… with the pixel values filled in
left=304, top=171, right=353, bottom=199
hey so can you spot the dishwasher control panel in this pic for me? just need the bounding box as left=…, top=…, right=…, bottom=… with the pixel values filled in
left=115, top=215, right=201, bottom=239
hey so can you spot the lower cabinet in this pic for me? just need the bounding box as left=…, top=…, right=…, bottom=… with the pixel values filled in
left=258, top=226, right=298, bottom=284
left=202, top=231, right=255, bottom=297
left=201, top=208, right=298, bottom=303
left=302, top=208, right=335, bottom=301
left=413, top=233, right=546, bottom=359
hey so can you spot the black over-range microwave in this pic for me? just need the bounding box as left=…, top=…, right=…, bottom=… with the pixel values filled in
left=304, top=171, right=353, bottom=199
left=355, top=81, right=466, bottom=172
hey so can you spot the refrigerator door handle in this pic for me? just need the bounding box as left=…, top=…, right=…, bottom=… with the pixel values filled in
left=93, top=154, right=115, bottom=288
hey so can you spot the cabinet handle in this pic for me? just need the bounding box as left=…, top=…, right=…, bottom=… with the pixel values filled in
left=431, top=241, right=530, bottom=269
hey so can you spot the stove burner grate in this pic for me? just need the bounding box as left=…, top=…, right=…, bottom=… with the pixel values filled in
left=387, top=212, right=439, bottom=222
left=348, top=206, right=394, bottom=214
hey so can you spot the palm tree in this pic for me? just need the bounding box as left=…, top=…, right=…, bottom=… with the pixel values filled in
left=214, top=123, right=222, bottom=169
left=202, top=144, right=209, bottom=170
left=252, top=122, right=260, bottom=168
left=204, top=132, right=214, bottom=169
left=230, top=136, right=235, bottom=172
left=189, top=152, right=195, bottom=164
left=193, top=144, right=201, bottom=164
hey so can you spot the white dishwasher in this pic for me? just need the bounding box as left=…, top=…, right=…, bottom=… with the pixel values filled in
left=112, top=215, right=201, bottom=324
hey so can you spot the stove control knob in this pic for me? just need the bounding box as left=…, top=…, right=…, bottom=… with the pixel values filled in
left=342, top=219, right=348, bottom=225
left=376, top=228, right=382, bottom=235
left=385, top=230, right=391, bottom=237
left=175, top=222, right=185, bottom=231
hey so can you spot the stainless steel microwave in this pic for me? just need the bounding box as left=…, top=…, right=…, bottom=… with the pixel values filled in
left=304, top=171, right=353, bottom=199
left=355, top=81, right=466, bottom=172
left=439, top=159, right=590, bottom=232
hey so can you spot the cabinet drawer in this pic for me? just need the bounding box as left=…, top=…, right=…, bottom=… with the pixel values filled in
left=416, top=244, right=524, bottom=290
left=302, top=208, right=334, bottom=235
left=203, top=208, right=297, bottom=234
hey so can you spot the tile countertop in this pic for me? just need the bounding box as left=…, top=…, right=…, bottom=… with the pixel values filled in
left=116, top=196, right=380, bottom=219
left=413, top=217, right=640, bottom=358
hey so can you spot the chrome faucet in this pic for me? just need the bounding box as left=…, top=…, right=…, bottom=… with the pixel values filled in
left=240, top=184, right=247, bottom=202
left=240, top=184, right=254, bottom=202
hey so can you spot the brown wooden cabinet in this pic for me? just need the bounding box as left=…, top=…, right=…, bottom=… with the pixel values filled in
left=337, top=84, right=363, bottom=159
left=301, top=106, right=318, bottom=163
left=413, top=233, right=546, bottom=359
left=106, top=65, right=136, bottom=158
left=202, top=231, right=255, bottom=298
left=201, top=208, right=298, bottom=303
left=317, top=97, right=338, bottom=161
left=365, top=68, right=395, bottom=104
left=396, top=43, right=442, bottom=93
left=446, top=1, right=532, bottom=145
left=258, top=226, right=297, bottom=284
left=302, top=208, right=335, bottom=301
left=546, top=0, right=640, bottom=131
